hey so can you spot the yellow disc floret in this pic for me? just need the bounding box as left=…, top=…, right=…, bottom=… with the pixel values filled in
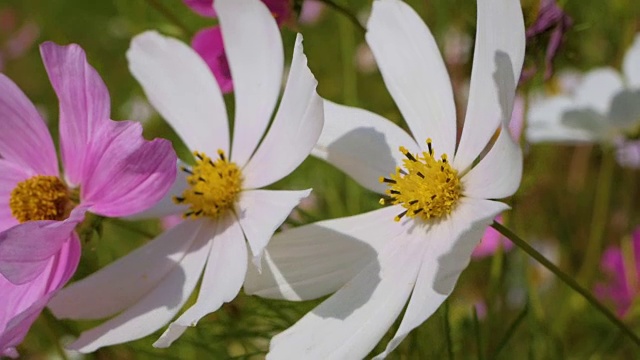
left=379, top=138, right=462, bottom=222
left=174, top=150, right=243, bottom=219
left=9, top=175, right=70, bottom=223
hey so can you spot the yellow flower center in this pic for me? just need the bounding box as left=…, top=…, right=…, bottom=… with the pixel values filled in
left=379, top=138, right=462, bottom=222
left=9, top=175, right=71, bottom=223
left=174, top=150, right=243, bottom=219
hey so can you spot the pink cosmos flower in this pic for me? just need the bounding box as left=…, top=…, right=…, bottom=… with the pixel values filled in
left=471, top=215, right=513, bottom=259
left=185, top=0, right=293, bottom=94
left=0, top=8, right=39, bottom=72
left=594, top=228, right=640, bottom=317
left=0, top=42, right=177, bottom=357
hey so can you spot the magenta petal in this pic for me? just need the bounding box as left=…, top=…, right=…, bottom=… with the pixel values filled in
left=192, top=26, right=233, bottom=94
left=0, top=233, right=80, bottom=357
left=0, top=207, right=85, bottom=284
left=471, top=216, right=513, bottom=259
left=40, top=42, right=111, bottom=187
left=0, top=74, right=58, bottom=176
left=184, top=0, right=216, bottom=17
left=263, top=0, right=293, bottom=25
left=79, top=120, right=177, bottom=217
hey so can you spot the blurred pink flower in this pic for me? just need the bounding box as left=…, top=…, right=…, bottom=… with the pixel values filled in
left=184, top=0, right=293, bottom=94
left=0, top=43, right=177, bottom=356
left=0, top=8, right=39, bottom=72
left=471, top=216, right=514, bottom=259
left=615, top=139, right=640, bottom=169
left=299, top=1, right=325, bottom=25
left=594, top=229, right=640, bottom=317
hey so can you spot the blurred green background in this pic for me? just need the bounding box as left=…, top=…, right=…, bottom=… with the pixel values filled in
left=2, top=0, right=640, bottom=358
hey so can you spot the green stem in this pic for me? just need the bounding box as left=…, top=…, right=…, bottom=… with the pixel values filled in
left=491, top=221, right=640, bottom=347
left=490, top=303, right=528, bottom=358
left=144, top=0, right=194, bottom=37
left=577, top=151, right=615, bottom=285
left=443, top=300, right=454, bottom=360
left=314, top=0, right=366, bottom=33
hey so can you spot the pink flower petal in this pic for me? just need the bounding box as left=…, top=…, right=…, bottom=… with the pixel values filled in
left=0, top=74, right=58, bottom=176
left=263, top=0, right=293, bottom=25
left=471, top=216, right=513, bottom=259
left=0, top=234, right=80, bottom=357
left=191, top=27, right=233, bottom=94
left=40, top=42, right=177, bottom=217
left=184, top=0, right=216, bottom=18
left=40, top=42, right=111, bottom=187
left=0, top=207, right=85, bottom=284
left=75, top=120, right=177, bottom=217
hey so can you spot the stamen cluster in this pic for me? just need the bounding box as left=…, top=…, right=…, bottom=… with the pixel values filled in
left=9, top=175, right=71, bottom=223
left=174, top=150, right=243, bottom=219
left=380, top=139, right=462, bottom=222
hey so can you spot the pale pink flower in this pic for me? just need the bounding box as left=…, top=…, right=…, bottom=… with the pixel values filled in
left=0, top=43, right=177, bottom=356
left=471, top=215, right=513, bottom=259
left=594, top=228, right=640, bottom=317
left=0, top=8, right=39, bottom=72
left=185, top=0, right=293, bottom=94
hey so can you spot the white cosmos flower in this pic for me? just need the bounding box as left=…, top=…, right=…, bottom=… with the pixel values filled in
left=46, top=0, right=323, bottom=351
left=526, top=33, right=640, bottom=144
left=243, top=0, right=524, bottom=358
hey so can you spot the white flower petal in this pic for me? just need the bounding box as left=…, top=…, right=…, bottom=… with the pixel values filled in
left=126, top=160, right=189, bottom=220
left=215, top=0, right=284, bottom=167
left=127, top=31, right=229, bottom=155
left=453, top=0, right=525, bottom=172
left=375, top=197, right=508, bottom=358
left=242, top=34, right=323, bottom=189
left=236, top=189, right=311, bottom=270
left=48, top=220, right=205, bottom=320
left=462, top=125, right=522, bottom=200
left=244, top=205, right=407, bottom=301
left=312, top=100, right=420, bottom=195
left=526, top=96, right=600, bottom=143
left=154, top=214, right=247, bottom=348
left=623, top=33, right=640, bottom=87
left=365, top=0, right=456, bottom=156
left=67, top=221, right=214, bottom=352
left=574, top=68, right=624, bottom=114
left=267, top=233, right=425, bottom=360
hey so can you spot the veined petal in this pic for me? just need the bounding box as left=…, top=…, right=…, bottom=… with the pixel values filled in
left=215, top=0, right=284, bottom=167
left=623, top=33, right=640, bottom=87
left=0, top=207, right=85, bottom=285
left=66, top=221, right=213, bottom=353
left=526, top=96, right=600, bottom=143
left=365, top=0, right=456, bottom=156
left=154, top=215, right=246, bottom=347
left=243, top=34, right=323, bottom=189
left=375, top=197, right=507, bottom=358
left=0, top=234, right=80, bottom=356
left=40, top=42, right=111, bottom=187
left=462, top=125, right=522, bottom=199
left=267, top=232, right=425, bottom=360
left=127, top=31, right=229, bottom=155
left=48, top=219, right=206, bottom=320
left=236, top=189, right=311, bottom=270
left=244, top=205, right=407, bottom=301
left=0, top=74, right=57, bottom=176
left=77, top=119, right=177, bottom=217
left=126, top=160, right=189, bottom=220
left=312, top=100, right=420, bottom=195
left=574, top=68, right=624, bottom=114
left=453, top=0, right=525, bottom=172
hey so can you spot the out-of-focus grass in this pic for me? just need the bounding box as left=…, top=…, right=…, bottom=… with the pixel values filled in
left=3, top=0, right=640, bottom=358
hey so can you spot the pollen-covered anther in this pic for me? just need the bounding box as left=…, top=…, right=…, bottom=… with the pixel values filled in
left=174, top=150, right=243, bottom=219
left=9, top=175, right=71, bottom=223
left=379, top=138, right=462, bottom=222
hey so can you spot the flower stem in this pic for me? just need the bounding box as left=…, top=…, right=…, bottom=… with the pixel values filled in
left=313, top=0, right=366, bottom=33
left=577, top=150, right=615, bottom=285
left=144, top=0, right=194, bottom=37
left=491, top=221, right=640, bottom=347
